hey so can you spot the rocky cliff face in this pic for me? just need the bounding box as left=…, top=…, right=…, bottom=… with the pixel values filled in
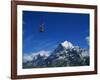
left=23, top=41, right=89, bottom=68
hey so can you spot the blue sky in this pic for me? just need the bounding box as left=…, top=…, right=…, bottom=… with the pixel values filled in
left=23, top=11, right=89, bottom=54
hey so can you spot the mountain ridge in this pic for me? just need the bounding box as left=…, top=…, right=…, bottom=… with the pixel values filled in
left=23, top=40, right=89, bottom=68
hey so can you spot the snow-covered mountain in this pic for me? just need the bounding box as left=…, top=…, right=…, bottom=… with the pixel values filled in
left=23, top=41, right=89, bottom=68
left=23, top=50, right=50, bottom=68
left=61, top=40, right=74, bottom=49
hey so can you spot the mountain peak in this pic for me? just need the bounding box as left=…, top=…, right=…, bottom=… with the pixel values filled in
left=36, top=50, right=50, bottom=57
left=23, top=40, right=89, bottom=68
left=61, top=40, right=74, bottom=49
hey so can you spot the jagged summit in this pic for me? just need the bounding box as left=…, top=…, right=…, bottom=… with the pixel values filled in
left=61, top=40, right=74, bottom=49
left=32, top=50, right=50, bottom=57
left=23, top=40, right=89, bottom=68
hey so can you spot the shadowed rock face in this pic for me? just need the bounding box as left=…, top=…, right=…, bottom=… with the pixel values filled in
left=23, top=41, right=89, bottom=69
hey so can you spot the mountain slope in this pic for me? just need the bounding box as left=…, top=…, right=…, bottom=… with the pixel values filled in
left=23, top=41, right=89, bottom=68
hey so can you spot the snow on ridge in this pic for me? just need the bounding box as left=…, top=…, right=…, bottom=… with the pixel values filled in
left=23, top=54, right=33, bottom=63
left=32, top=50, right=50, bottom=57
left=61, top=40, right=74, bottom=49
left=23, top=50, right=50, bottom=63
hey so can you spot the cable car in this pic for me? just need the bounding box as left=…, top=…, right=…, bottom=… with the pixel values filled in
left=39, top=23, right=45, bottom=32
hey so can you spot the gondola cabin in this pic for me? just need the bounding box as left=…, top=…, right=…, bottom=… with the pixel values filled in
left=39, top=23, right=45, bottom=32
